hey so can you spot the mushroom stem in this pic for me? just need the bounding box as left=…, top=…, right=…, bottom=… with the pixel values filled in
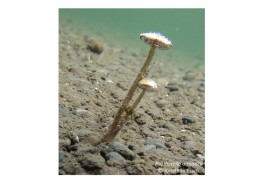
left=118, top=89, right=146, bottom=129
left=130, top=89, right=146, bottom=113
left=99, top=46, right=156, bottom=144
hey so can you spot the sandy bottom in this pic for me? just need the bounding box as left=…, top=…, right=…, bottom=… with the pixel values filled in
left=59, top=23, right=205, bottom=175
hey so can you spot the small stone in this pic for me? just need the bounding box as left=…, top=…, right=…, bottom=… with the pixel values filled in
left=78, top=131, right=93, bottom=139
left=183, top=71, right=196, bottom=81
left=128, top=144, right=135, bottom=150
left=166, top=82, right=179, bottom=91
left=144, top=145, right=156, bottom=152
left=78, top=154, right=105, bottom=170
left=145, top=137, right=166, bottom=148
left=68, top=131, right=79, bottom=144
left=198, top=86, right=205, bottom=92
left=105, top=78, right=114, bottom=83
left=87, top=39, right=104, bottom=54
left=99, top=144, right=114, bottom=158
left=59, top=150, right=65, bottom=162
left=68, top=144, right=78, bottom=151
left=183, top=140, right=195, bottom=150
left=156, top=99, right=168, bottom=108
left=76, top=109, right=88, bottom=116
left=162, top=122, right=176, bottom=131
left=165, top=142, right=171, bottom=148
left=182, top=116, right=197, bottom=124
left=105, top=152, right=126, bottom=163
left=85, top=135, right=101, bottom=146
left=134, top=114, right=146, bottom=125
left=111, top=141, right=136, bottom=160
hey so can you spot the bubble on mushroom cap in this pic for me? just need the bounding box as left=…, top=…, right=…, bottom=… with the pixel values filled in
left=138, top=78, right=158, bottom=92
left=140, top=32, right=172, bottom=50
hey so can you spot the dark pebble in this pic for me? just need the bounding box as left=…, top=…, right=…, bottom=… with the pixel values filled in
left=166, top=82, right=179, bottom=91
left=134, top=114, right=146, bottom=125
left=128, top=144, right=135, bottom=150
left=182, top=116, right=197, bottom=124
left=100, top=144, right=114, bottom=159
left=68, top=144, right=78, bottom=151
left=163, top=122, right=176, bottom=131
left=165, top=142, right=171, bottom=148
left=111, top=141, right=136, bottom=160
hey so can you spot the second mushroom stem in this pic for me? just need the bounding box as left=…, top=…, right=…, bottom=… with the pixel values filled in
left=118, top=89, right=146, bottom=130
left=99, top=46, right=156, bottom=144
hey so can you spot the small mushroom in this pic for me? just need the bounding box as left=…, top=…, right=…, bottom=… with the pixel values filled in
left=118, top=78, right=158, bottom=128
left=132, top=78, right=158, bottom=110
left=138, top=78, right=158, bottom=92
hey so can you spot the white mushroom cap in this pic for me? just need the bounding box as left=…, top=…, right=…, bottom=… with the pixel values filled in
left=138, top=78, right=158, bottom=92
left=140, top=32, right=172, bottom=50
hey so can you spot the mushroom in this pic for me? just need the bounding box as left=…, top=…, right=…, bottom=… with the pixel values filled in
left=99, top=32, right=172, bottom=144
left=115, top=78, right=158, bottom=133
left=131, top=78, right=158, bottom=112
left=140, top=32, right=172, bottom=50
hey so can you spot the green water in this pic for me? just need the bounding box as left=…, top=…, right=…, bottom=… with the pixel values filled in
left=60, top=9, right=204, bottom=68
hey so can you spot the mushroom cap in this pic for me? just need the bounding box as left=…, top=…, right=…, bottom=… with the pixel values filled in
left=138, top=78, right=158, bottom=92
left=140, top=32, right=172, bottom=50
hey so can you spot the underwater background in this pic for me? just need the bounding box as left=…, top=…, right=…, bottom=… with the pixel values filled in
left=59, top=9, right=204, bottom=69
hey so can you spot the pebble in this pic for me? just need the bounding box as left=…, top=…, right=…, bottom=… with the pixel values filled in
left=165, top=142, right=172, bottom=148
left=182, top=116, right=197, bottom=124
left=68, top=131, right=79, bottom=144
left=59, top=106, right=69, bottom=116
left=105, top=152, right=126, bottom=163
left=76, top=109, right=95, bottom=117
left=100, top=144, right=114, bottom=158
left=86, top=39, right=104, bottom=54
left=78, top=131, right=93, bottom=139
left=111, top=141, right=136, bottom=160
left=198, top=86, right=205, bottom=92
left=134, top=114, right=146, bottom=125
left=85, top=135, right=101, bottom=146
left=78, top=154, right=105, bottom=170
left=105, top=78, right=114, bottom=83
left=183, top=71, right=196, bottom=81
left=156, top=99, right=168, bottom=108
left=144, top=145, right=156, bottom=152
left=162, top=122, right=176, bottom=131
left=166, top=82, right=179, bottom=91
left=76, top=109, right=88, bottom=116
left=183, top=140, right=195, bottom=150
left=145, top=137, right=166, bottom=148
left=59, top=150, right=65, bottom=162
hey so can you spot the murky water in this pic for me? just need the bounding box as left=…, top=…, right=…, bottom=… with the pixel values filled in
left=59, top=9, right=204, bottom=69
